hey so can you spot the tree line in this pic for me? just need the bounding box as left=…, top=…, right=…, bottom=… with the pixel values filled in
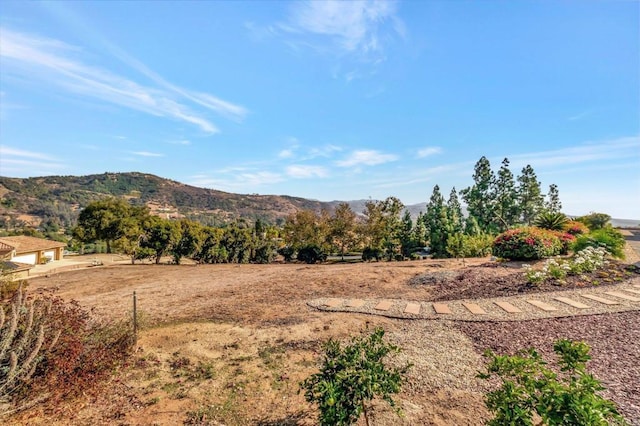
left=71, top=156, right=562, bottom=263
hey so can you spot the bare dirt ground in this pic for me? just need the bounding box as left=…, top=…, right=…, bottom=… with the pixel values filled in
left=11, top=244, right=640, bottom=426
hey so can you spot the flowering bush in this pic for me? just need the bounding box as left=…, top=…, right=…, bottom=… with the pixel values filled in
left=522, top=247, right=608, bottom=285
left=551, top=230, right=576, bottom=255
left=563, top=220, right=589, bottom=236
left=571, top=227, right=626, bottom=259
left=492, top=227, right=563, bottom=260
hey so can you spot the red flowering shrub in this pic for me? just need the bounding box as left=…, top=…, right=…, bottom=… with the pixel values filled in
left=492, top=227, right=563, bottom=260
left=551, top=231, right=576, bottom=255
left=563, top=221, right=589, bottom=236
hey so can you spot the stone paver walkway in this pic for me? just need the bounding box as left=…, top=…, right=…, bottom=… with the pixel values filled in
left=308, top=280, right=640, bottom=322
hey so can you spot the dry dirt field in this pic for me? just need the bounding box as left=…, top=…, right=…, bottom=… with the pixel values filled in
left=11, top=247, right=640, bottom=426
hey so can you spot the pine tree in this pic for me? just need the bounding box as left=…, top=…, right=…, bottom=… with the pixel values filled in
left=492, top=158, right=520, bottom=231
left=517, top=165, right=544, bottom=225
left=461, top=156, right=495, bottom=233
left=545, top=184, right=562, bottom=213
left=399, top=210, right=415, bottom=257
left=447, top=187, right=464, bottom=235
left=426, top=185, right=451, bottom=258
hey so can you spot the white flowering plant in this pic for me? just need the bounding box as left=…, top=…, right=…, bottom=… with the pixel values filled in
left=523, top=247, right=609, bottom=285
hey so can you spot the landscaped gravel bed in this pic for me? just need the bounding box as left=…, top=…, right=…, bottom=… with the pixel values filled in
left=455, top=311, right=640, bottom=425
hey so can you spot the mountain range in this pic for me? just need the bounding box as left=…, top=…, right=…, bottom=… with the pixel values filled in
left=0, top=172, right=427, bottom=229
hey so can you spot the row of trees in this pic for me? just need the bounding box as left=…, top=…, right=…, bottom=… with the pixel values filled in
left=71, top=157, right=563, bottom=263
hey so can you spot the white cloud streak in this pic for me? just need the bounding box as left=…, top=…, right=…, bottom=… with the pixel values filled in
left=286, top=165, right=328, bottom=178
left=417, top=146, right=443, bottom=158
left=0, top=27, right=247, bottom=133
left=130, top=151, right=165, bottom=157
left=0, top=145, right=66, bottom=175
left=336, top=150, right=398, bottom=167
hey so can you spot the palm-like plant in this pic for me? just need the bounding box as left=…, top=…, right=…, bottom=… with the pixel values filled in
left=534, top=211, right=569, bottom=231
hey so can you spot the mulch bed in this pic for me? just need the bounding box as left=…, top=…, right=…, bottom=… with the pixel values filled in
left=455, top=311, right=640, bottom=425
left=408, top=260, right=639, bottom=301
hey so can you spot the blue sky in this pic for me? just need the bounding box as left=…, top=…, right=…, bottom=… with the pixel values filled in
left=1, top=1, right=638, bottom=219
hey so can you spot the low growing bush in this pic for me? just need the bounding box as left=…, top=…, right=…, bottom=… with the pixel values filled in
left=479, top=339, right=627, bottom=425
left=446, top=234, right=494, bottom=259
left=1, top=288, right=134, bottom=415
left=572, top=227, right=626, bottom=259
left=563, top=220, right=589, bottom=236
left=551, top=230, right=576, bottom=255
left=492, top=227, right=563, bottom=260
left=362, top=247, right=383, bottom=262
left=297, top=245, right=327, bottom=264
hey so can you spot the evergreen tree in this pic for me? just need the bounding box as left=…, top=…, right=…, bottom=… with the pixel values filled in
left=412, top=212, right=428, bottom=249
left=461, top=156, right=495, bottom=233
left=446, top=187, right=464, bottom=235
left=545, top=184, right=562, bottom=213
left=464, top=215, right=482, bottom=236
left=399, top=210, right=415, bottom=257
left=517, top=165, right=544, bottom=225
left=425, top=185, right=451, bottom=258
left=492, top=158, right=520, bottom=231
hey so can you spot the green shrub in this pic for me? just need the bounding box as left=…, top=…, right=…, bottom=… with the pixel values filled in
left=479, top=339, right=627, bottom=425
left=277, top=246, right=295, bottom=262
left=576, top=212, right=611, bottom=231
left=492, top=227, right=563, bottom=260
left=300, top=328, right=411, bottom=426
left=447, top=234, right=493, bottom=259
left=572, top=227, right=626, bottom=259
left=362, top=247, right=383, bottom=262
left=563, top=220, right=589, bottom=236
left=297, top=245, right=327, bottom=264
left=534, top=211, right=569, bottom=231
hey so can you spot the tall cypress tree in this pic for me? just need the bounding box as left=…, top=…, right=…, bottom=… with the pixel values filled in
left=447, top=187, right=464, bottom=235
left=461, top=156, right=495, bottom=233
left=426, top=185, right=450, bottom=258
left=517, top=165, right=544, bottom=225
left=492, top=158, right=520, bottom=231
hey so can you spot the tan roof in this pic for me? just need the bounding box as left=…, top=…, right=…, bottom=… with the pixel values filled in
left=0, top=236, right=66, bottom=254
left=0, top=241, right=13, bottom=256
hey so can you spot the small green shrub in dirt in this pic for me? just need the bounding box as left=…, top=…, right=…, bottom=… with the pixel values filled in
left=479, top=339, right=627, bottom=425
left=300, top=327, right=411, bottom=426
left=572, top=227, right=626, bottom=259
left=563, top=220, right=589, bottom=236
left=492, top=227, right=563, bottom=260
left=447, top=233, right=494, bottom=260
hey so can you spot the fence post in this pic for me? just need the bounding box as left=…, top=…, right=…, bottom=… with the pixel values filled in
left=133, top=290, right=138, bottom=346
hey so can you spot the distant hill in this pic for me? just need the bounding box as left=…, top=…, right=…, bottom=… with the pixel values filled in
left=0, top=172, right=343, bottom=228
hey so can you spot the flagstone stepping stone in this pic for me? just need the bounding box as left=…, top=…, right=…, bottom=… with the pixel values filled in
left=604, top=291, right=640, bottom=302
left=374, top=300, right=393, bottom=311
left=526, top=300, right=558, bottom=311
left=432, top=303, right=452, bottom=314
left=554, top=297, right=590, bottom=309
left=634, top=284, right=640, bottom=289
left=324, top=298, right=342, bottom=308
left=462, top=303, right=487, bottom=314
left=621, top=288, right=640, bottom=295
left=345, top=299, right=366, bottom=308
left=494, top=301, right=522, bottom=313
left=404, top=302, right=421, bottom=315
left=581, top=294, right=620, bottom=305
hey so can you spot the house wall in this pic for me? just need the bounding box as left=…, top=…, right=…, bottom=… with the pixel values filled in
left=11, top=253, right=37, bottom=264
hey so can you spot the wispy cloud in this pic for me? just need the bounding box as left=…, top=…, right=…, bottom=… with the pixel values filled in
left=0, top=27, right=247, bottom=133
left=505, top=136, right=640, bottom=170
left=168, top=140, right=191, bottom=146
left=189, top=170, right=284, bottom=190
left=0, top=145, right=66, bottom=175
left=417, top=146, right=443, bottom=158
left=336, top=149, right=398, bottom=167
left=130, top=151, right=165, bottom=157
left=285, top=0, right=403, bottom=60
left=286, top=165, right=328, bottom=178
left=568, top=109, right=594, bottom=121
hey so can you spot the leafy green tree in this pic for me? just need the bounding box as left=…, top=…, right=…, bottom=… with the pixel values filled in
left=113, top=206, right=153, bottom=264
left=412, top=212, right=428, bottom=249
left=328, top=203, right=359, bottom=260
left=492, top=158, right=520, bottom=231
left=380, top=197, right=404, bottom=260
left=221, top=223, right=254, bottom=263
left=517, top=165, right=544, bottom=225
left=73, top=198, right=133, bottom=253
left=399, top=210, right=415, bottom=257
left=461, top=156, right=496, bottom=233
left=171, top=219, right=203, bottom=264
left=141, top=217, right=180, bottom=264
left=479, top=339, right=628, bottom=426
left=425, top=185, right=451, bottom=258
left=194, top=227, right=226, bottom=263
left=545, top=183, right=562, bottom=213
left=300, top=328, right=411, bottom=426
left=359, top=198, right=404, bottom=260
left=283, top=210, right=329, bottom=251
